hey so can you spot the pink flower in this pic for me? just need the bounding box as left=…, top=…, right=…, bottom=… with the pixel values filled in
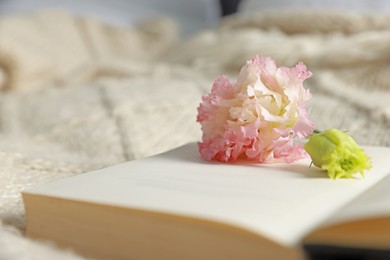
left=197, top=56, right=315, bottom=163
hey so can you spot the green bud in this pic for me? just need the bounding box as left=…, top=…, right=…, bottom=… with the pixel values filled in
left=304, top=128, right=371, bottom=179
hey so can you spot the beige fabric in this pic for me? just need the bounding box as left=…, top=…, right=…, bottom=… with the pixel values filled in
left=164, top=10, right=390, bottom=90
left=0, top=10, right=390, bottom=259
left=0, top=10, right=178, bottom=91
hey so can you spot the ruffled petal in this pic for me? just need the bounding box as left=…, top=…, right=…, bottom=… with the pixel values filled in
left=198, top=55, right=314, bottom=163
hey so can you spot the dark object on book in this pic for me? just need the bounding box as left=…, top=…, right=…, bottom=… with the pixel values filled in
left=305, top=245, right=390, bottom=260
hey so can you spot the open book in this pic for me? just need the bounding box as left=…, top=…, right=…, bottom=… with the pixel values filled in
left=23, top=143, right=390, bottom=259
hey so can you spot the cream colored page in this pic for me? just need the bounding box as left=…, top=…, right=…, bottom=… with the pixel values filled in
left=321, top=172, right=390, bottom=227
left=25, top=144, right=390, bottom=247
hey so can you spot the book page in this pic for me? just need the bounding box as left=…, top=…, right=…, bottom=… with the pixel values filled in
left=320, top=173, right=390, bottom=226
left=25, top=143, right=390, bottom=247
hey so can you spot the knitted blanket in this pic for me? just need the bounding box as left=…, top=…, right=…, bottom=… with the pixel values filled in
left=1, top=10, right=389, bottom=259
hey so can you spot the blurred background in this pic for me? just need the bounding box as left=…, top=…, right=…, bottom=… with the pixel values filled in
left=0, top=0, right=221, bottom=37
left=0, top=1, right=389, bottom=260
left=0, top=0, right=389, bottom=36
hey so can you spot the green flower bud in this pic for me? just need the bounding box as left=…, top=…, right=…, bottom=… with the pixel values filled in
left=304, top=128, right=371, bottom=179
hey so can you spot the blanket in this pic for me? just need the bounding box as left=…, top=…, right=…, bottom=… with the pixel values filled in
left=0, top=9, right=390, bottom=259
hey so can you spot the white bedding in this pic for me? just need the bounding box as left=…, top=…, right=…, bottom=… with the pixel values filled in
left=0, top=7, right=390, bottom=259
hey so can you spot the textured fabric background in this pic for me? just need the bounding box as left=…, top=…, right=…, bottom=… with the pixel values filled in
left=0, top=10, right=389, bottom=259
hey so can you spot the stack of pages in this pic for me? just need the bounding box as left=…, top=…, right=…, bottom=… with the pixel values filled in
left=23, top=143, right=390, bottom=259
